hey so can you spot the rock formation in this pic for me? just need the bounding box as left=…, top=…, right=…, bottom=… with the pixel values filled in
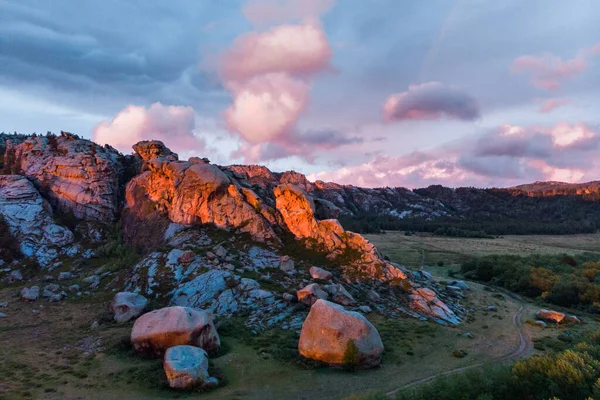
left=5, top=132, right=124, bottom=222
left=274, top=184, right=407, bottom=282
left=131, top=306, right=220, bottom=356
left=125, top=144, right=280, bottom=243
left=0, top=175, right=74, bottom=267
left=298, top=299, right=384, bottom=368
left=536, top=309, right=566, bottom=323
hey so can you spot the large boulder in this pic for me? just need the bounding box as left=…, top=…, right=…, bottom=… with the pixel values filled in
left=131, top=306, right=220, bottom=356
left=0, top=175, right=74, bottom=267
left=298, top=299, right=383, bottom=368
left=110, top=292, right=148, bottom=323
left=536, top=309, right=566, bottom=324
left=297, top=283, right=328, bottom=306
left=163, top=345, right=210, bottom=389
left=5, top=133, right=123, bottom=222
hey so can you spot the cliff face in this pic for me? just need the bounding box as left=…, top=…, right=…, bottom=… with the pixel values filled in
left=5, top=132, right=124, bottom=222
left=0, top=175, right=75, bottom=267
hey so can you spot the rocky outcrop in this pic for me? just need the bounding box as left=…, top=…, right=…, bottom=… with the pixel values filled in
left=0, top=175, right=74, bottom=267
left=298, top=299, right=383, bottom=368
left=110, top=292, right=148, bottom=323
left=274, top=184, right=406, bottom=282
left=536, top=309, right=566, bottom=323
left=132, top=140, right=178, bottom=162
left=5, top=133, right=123, bottom=222
left=126, top=143, right=280, bottom=243
left=410, top=288, right=460, bottom=325
left=163, top=345, right=211, bottom=389
left=131, top=306, right=220, bottom=356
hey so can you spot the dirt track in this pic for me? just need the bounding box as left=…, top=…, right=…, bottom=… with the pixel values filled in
left=385, top=291, right=531, bottom=398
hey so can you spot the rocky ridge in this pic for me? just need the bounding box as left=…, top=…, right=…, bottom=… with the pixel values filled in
left=0, top=134, right=462, bottom=330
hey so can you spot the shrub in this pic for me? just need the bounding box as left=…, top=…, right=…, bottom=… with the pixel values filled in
left=343, top=339, right=360, bottom=371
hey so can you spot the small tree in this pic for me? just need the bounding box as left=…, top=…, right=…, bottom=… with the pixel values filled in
left=343, top=339, right=360, bottom=371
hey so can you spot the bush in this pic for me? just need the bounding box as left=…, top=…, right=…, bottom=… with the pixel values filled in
left=343, top=339, right=360, bottom=371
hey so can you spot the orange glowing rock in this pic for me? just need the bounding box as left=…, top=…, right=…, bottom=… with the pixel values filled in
left=298, top=299, right=383, bottom=368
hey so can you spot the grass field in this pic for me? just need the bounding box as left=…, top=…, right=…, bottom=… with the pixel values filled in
left=365, top=231, right=600, bottom=268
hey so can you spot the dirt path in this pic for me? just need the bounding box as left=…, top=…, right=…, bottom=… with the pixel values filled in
left=385, top=295, right=531, bottom=398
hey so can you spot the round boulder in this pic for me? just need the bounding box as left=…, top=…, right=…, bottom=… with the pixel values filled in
left=131, top=306, right=220, bottom=356
left=164, top=345, right=210, bottom=389
left=110, top=292, right=148, bottom=323
left=298, top=299, right=383, bottom=368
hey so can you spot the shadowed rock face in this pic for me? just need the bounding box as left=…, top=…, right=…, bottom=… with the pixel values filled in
left=5, top=132, right=123, bottom=222
left=0, top=175, right=74, bottom=267
left=298, top=299, right=384, bottom=368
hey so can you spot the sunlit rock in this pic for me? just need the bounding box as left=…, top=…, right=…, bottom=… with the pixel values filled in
left=131, top=306, right=220, bottom=356
left=298, top=299, right=383, bottom=368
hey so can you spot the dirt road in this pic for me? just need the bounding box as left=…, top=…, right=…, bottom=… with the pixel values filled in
left=385, top=296, right=531, bottom=398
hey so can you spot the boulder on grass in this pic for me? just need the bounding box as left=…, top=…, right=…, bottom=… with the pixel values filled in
left=536, top=309, right=565, bottom=324
left=564, top=315, right=581, bottom=324
left=20, top=286, right=40, bottom=302
left=297, top=283, right=328, bottom=306
left=131, top=306, right=220, bottom=356
left=298, top=299, right=383, bottom=368
left=110, top=292, right=148, bottom=323
left=280, top=256, right=295, bottom=273
left=164, top=345, right=210, bottom=389
left=309, top=266, right=332, bottom=280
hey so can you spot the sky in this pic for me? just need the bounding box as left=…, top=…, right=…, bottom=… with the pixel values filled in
left=1, top=0, right=599, bottom=189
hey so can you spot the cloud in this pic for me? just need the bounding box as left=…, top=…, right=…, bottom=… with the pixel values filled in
left=232, top=128, right=363, bottom=162
left=511, top=42, right=600, bottom=90
left=308, top=122, right=600, bottom=188
left=383, top=82, right=480, bottom=122
left=220, top=23, right=332, bottom=82
left=220, top=5, right=336, bottom=162
left=538, top=98, right=569, bottom=113
left=243, top=0, right=335, bottom=25
left=92, top=102, right=204, bottom=154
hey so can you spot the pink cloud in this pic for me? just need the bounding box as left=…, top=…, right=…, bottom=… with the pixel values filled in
left=219, top=9, right=337, bottom=161
left=383, top=82, right=480, bottom=122
left=308, top=122, right=600, bottom=188
left=220, top=22, right=332, bottom=82
left=93, top=102, right=204, bottom=154
left=538, top=98, right=569, bottom=113
left=243, top=0, right=335, bottom=25
left=511, top=42, right=600, bottom=90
